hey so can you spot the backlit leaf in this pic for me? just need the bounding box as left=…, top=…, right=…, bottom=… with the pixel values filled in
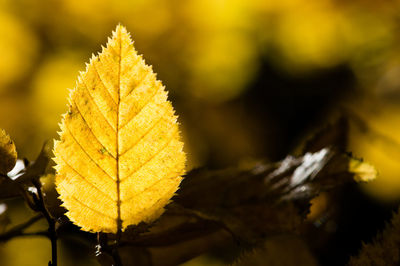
left=0, top=129, right=17, bottom=175
left=53, top=25, right=186, bottom=233
left=349, top=158, right=377, bottom=182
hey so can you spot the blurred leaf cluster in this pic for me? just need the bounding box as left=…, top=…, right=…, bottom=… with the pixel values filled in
left=2, top=0, right=400, bottom=164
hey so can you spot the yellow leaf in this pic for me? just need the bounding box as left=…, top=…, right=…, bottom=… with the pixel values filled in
left=53, top=25, right=186, bottom=233
left=0, top=129, right=17, bottom=175
left=349, top=158, right=377, bottom=183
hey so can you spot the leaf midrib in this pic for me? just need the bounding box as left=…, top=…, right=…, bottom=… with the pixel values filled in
left=116, top=29, right=122, bottom=235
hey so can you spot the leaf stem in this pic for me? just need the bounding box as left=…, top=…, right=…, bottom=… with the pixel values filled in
left=97, top=232, right=123, bottom=266
left=111, top=245, right=123, bottom=266
left=114, top=228, right=123, bottom=265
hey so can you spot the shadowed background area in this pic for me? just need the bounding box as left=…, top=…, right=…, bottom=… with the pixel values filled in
left=1, top=0, right=400, bottom=265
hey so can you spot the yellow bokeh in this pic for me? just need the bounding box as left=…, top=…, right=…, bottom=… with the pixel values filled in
left=349, top=103, right=400, bottom=201
left=181, top=0, right=259, bottom=102
left=31, top=51, right=84, bottom=138
left=187, top=32, right=258, bottom=102
left=274, top=3, right=346, bottom=70
left=0, top=10, right=38, bottom=91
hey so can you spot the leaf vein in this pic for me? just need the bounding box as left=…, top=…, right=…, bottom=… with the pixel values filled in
left=120, top=114, right=166, bottom=156
left=69, top=193, right=115, bottom=220
left=72, top=98, right=115, bottom=159
left=58, top=154, right=115, bottom=202
left=92, top=59, right=118, bottom=105
left=123, top=169, right=179, bottom=202
left=119, top=85, right=160, bottom=130
left=123, top=184, right=178, bottom=222
left=81, top=78, right=117, bottom=132
left=121, top=129, right=178, bottom=182
left=124, top=63, right=149, bottom=97
left=65, top=124, right=116, bottom=182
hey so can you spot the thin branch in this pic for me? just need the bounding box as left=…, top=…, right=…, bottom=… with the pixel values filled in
left=0, top=214, right=43, bottom=242
left=20, top=231, right=49, bottom=237
left=32, top=179, right=57, bottom=266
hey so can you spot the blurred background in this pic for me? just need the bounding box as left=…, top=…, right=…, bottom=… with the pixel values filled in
left=1, top=0, right=400, bottom=265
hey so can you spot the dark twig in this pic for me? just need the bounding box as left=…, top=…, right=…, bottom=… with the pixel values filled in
left=18, top=184, right=37, bottom=211
left=113, top=228, right=123, bottom=266
left=111, top=244, right=123, bottom=266
left=97, top=232, right=123, bottom=266
left=32, top=179, right=57, bottom=266
left=0, top=214, right=43, bottom=242
left=19, top=231, right=49, bottom=237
